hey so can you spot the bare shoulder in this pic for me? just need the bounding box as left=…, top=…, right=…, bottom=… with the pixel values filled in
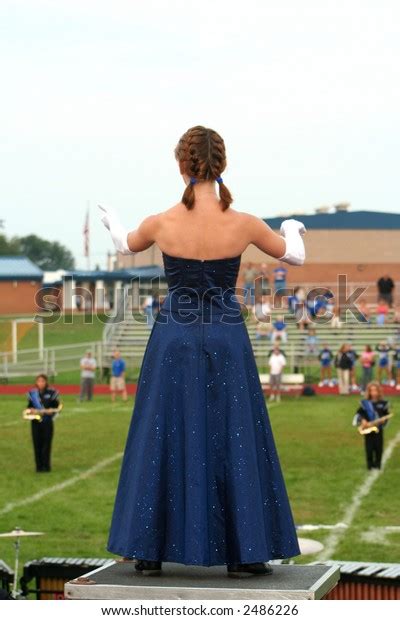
left=153, top=202, right=185, bottom=222
left=137, top=213, right=161, bottom=233
left=137, top=204, right=181, bottom=228
left=233, top=211, right=285, bottom=258
left=232, top=210, right=273, bottom=232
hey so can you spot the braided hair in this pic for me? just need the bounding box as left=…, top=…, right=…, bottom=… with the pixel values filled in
left=174, top=125, right=233, bottom=211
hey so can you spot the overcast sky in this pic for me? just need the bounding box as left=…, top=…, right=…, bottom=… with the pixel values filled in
left=1, top=0, right=399, bottom=268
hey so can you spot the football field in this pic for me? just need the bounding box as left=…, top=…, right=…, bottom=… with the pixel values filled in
left=1, top=394, right=399, bottom=574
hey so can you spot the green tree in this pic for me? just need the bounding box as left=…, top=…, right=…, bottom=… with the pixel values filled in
left=0, top=233, right=21, bottom=255
left=18, top=235, right=75, bottom=270
left=0, top=231, right=75, bottom=270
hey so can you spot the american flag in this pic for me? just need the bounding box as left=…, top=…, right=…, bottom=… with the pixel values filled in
left=83, top=209, right=89, bottom=258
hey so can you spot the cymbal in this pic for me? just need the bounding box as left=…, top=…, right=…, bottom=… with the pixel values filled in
left=0, top=528, right=44, bottom=538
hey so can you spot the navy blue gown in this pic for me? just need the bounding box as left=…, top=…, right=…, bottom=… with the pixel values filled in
left=107, top=252, right=301, bottom=566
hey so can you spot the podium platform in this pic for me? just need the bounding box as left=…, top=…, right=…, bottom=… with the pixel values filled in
left=64, top=561, right=340, bottom=600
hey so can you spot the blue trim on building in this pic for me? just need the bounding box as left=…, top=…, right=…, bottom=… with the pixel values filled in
left=63, top=265, right=165, bottom=282
left=264, top=210, right=400, bottom=230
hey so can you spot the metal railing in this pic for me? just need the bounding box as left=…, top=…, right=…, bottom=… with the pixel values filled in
left=0, top=341, right=102, bottom=380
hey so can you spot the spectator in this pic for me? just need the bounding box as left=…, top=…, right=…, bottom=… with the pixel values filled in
left=376, top=300, right=389, bottom=326
left=288, top=286, right=300, bottom=314
left=388, top=327, right=400, bottom=348
left=79, top=351, right=97, bottom=402
left=110, top=350, right=128, bottom=402
left=287, top=293, right=297, bottom=314
left=325, top=295, right=335, bottom=316
left=393, top=346, right=400, bottom=390
left=318, top=344, right=334, bottom=387
left=357, top=299, right=371, bottom=325
left=271, top=315, right=287, bottom=344
left=255, top=320, right=271, bottom=341
left=296, top=306, right=310, bottom=330
left=348, top=345, right=360, bottom=391
left=293, top=288, right=309, bottom=330
left=334, top=344, right=353, bottom=395
left=360, top=345, right=375, bottom=393
left=330, top=305, right=342, bottom=329
left=306, top=328, right=319, bottom=355
left=273, top=263, right=288, bottom=298
left=268, top=346, right=286, bottom=403
left=313, top=295, right=329, bottom=319
left=393, top=307, right=400, bottom=324
left=376, top=341, right=391, bottom=384
left=377, top=274, right=395, bottom=307
left=242, top=262, right=257, bottom=306
left=152, top=294, right=161, bottom=320
left=142, top=295, right=154, bottom=328
left=253, top=295, right=271, bottom=322
left=256, top=262, right=270, bottom=297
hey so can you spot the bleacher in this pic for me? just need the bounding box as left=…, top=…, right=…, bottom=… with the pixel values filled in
left=102, top=307, right=399, bottom=373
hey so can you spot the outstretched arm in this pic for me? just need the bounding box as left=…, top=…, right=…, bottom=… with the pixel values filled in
left=246, top=215, right=306, bottom=265
left=98, top=205, right=159, bottom=254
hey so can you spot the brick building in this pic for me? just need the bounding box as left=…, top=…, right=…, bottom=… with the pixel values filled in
left=0, top=256, right=43, bottom=314
left=116, top=208, right=400, bottom=302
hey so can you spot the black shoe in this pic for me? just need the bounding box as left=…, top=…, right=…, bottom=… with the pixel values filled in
left=134, top=559, right=162, bottom=575
left=227, top=562, right=273, bottom=577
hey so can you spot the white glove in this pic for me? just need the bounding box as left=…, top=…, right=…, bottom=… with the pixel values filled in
left=98, top=204, right=135, bottom=255
left=278, top=219, right=306, bottom=266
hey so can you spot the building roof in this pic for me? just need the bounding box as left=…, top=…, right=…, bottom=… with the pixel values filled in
left=0, top=256, right=43, bottom=281
left=264, top=210, right=400, bottom=230
left=64, top=265, right=165, bottom=282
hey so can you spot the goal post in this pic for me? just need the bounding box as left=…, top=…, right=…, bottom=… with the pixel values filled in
left=11, top=318, right=44, bottom=363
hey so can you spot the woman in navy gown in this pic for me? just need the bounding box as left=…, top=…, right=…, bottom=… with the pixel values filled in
left=100, top=125, right=306, bottom=577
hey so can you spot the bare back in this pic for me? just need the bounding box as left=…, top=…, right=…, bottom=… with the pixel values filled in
left=128, top=198, right=286, bottom=260
left=156, top=200, right=251, bottom=259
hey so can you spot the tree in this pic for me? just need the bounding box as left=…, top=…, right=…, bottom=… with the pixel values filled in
left=0, top=232, right=75, bottom=270
left=18, top=235, right=75, bottom=270
left=0, top=234, right=20, bottom=255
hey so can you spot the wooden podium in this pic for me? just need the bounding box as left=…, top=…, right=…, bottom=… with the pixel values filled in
left=65, top=561, right=340, bottom=600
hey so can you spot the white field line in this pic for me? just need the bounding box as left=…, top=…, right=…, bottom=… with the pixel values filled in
left=317, top=429, right=400, bottom=560
left=0, top=452, right=123, bottom=516
left=297, top=523, right=348, bottom=531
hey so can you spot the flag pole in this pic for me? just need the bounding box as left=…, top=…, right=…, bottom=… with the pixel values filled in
left=83, top=201, right=90, bottom=271
left=87, top=201, right=90, bottom=271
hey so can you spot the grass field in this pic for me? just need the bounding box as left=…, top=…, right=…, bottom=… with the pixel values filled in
left=0, top=313, right=108, bottom=351
left=1, top=393, right=399, bottom=591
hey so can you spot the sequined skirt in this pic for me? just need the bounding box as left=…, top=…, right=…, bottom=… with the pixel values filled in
left=106, top=308, right=301, bottom=566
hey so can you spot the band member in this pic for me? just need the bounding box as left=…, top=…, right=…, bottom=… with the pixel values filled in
left=26, top=374, right=61, bottom=472
left=355, top=381, right=390, bottom=470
